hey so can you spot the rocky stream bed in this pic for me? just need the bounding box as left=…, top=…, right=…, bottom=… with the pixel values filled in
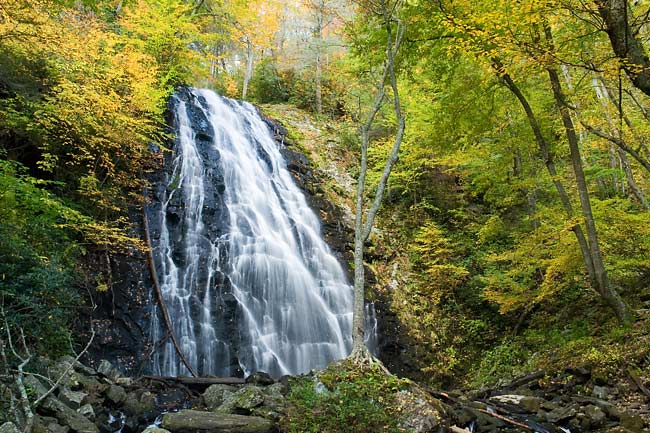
left=2, top=356, right=649, bottom=433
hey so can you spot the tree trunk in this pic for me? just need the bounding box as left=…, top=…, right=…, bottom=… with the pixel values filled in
left=590, top=76, right=649, bottom=206
left=596, top=0, right=650, bottom=97
left=620, top=148, right=650, bottom=208
left=546, top=63, right=630, bottom=323
left=351, top=3, right=404, bottom=355
left=242, top=40, right=254, bottom=100
left=314, top=0, right=324, bottom=115
left=493, top=59, right=597, bottom=287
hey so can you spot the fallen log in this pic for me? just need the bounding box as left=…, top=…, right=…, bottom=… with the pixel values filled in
left=139, top=375, right=247, bottom=386
left=476, top=408, right=533, bottom=431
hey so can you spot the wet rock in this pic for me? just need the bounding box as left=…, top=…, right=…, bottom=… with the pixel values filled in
left=217, top=386, right=265, bottom=414
left=59, top=388, right=87, bottom=409
left=245, top=372, right=274, bottom=386
left=161, top=410, right=273, bottom=433
left=123, top=390, right=156, bottom=417
left=203, top=384, right=236, bottom=411
left=42, top=397, right=99, bottom=433
left=0, top=422, right=21, bottom=433
left=105, top=384, right=127, bottom=404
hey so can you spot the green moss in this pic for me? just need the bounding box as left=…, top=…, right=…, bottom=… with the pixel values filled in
left=282, top=361, right=409, bottom=433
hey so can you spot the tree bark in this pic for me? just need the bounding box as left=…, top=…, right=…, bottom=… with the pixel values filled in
left=242, top=39, right=254, bottom=100
left=546, top=61, right=630, bottom=323
left=596, top=0, right=650, bottom=97
left=351, top=1, right=404, bottom=356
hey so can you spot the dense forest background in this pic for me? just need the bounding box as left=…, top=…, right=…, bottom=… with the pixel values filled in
left=2, top=0, right=650, bottom=392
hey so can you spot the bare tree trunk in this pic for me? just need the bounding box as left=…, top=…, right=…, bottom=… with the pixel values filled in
left=546, top=61, right=630, bottom=323
left=314, top=0, right=324, bottom=114
left=242, top=39, right=254, bottom=100
left=351, top=0, right=405, bottom=359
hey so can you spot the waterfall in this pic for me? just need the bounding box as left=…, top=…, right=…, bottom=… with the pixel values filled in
left=149, top=88, right=357, bottom=377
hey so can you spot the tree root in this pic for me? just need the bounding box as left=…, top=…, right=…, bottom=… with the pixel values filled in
left=348, top=345, right=389, bottom=374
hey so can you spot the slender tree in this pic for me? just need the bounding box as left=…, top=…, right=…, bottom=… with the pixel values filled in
left=544, top=26, right=630, bottom=322
left=350, top=0, right=405, bottom=362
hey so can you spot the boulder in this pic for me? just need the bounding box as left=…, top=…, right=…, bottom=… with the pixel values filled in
left=42, top=396, right=99, bottom=433
left=0, top=423, right=21, bottom=433
left=619, top=412, right=645, bottom=433
left=250, top=383, right=286, bottom=421
left=97, top=360, right=123, bottom=382
left=203, top=385, right=236, bottom=411
left=123, top=390, right=157, bottom=417
left=394, top=390, right=441, bottom=433
left=244, top=372, right=274, bottom=386
left=545, top=404, right=578, bottom=423
left=24, top=375, right=49, bottom=399
left=142, top=428, right=171, bottom=433
left=77, top=404, right=95, bottom=421
left=592, top=385, right=609, bottom=400
left=583, top=404, right=606, bottom=428
left=75, top=375, right=108, bottom=397
left=56, top=356, right=97, bottom=377
left=217, top=387, right=265, bottom=414
left=488, top=394, right=543, bottom=413
left=105, top=385, right=127, bottom=404
left=59, top=388, right=87, bottom=409
left=32, top=416, right=70, bottom=433
left=161, top=410, right=273, bottom=433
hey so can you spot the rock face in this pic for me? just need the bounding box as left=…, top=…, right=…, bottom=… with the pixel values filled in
left=161, top=410, right=273, bottom=433
left=85, top=88, right=357, bottom=377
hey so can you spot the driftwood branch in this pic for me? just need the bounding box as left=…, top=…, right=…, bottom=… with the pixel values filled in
left=477, top=408, right=534, bottom=431
left=32, top=329, right=96, bottom=408
left=142, top=189, right=198, bottom=378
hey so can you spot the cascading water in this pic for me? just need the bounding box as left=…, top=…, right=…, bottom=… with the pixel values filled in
left=149, top=88, right=359, bottom=377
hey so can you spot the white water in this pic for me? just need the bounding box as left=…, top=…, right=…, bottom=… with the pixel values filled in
left=150, top=88, right=357, bottom=377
